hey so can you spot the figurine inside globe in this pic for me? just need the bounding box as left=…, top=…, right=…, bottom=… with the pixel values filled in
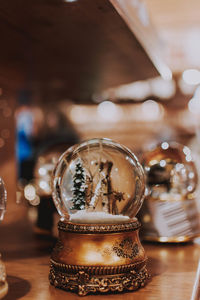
left=52, top=138, right=145, bottom=224
left=142, top=142, right=197, bottom=201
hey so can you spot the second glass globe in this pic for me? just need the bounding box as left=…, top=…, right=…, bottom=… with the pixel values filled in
left=52, top=138, right=145, bottom=223
left=143, top=141, right=197, bottom=200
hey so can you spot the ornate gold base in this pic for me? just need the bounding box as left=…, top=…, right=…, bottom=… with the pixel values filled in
left=49, top=219, right=149, bottom=296
left=49, top=261, right=149, bottom=296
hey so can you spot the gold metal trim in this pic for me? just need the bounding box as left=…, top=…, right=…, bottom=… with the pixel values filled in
left=58, top=219, right=140, bottom=233
left=49, top=262, right=149, bottom=296
left=50, top=258, right=147, bottom=275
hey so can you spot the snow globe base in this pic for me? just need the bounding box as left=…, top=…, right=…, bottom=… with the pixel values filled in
left=139, top=195, right=200, bottom=243
left=49, top=219, right=149, bottom=296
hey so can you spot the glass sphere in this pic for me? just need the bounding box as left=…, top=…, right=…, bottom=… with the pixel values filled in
left=142, top=142, right=197, bottom=200
left=52, top=138, right=145, bottom=224
left=0, top=178, right=6, bottom=221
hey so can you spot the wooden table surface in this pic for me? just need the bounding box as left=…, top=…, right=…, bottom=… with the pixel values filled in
left=0, top=204, right=200, bottom=300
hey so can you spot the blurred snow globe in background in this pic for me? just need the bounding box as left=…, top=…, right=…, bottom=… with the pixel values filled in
left=52, top=138, right=145, bottom=224
left=142, top=141, right=197, bottom=201
left=34, top=150, right=62, bottom=198
left=0, top=178, right=6, bottom=222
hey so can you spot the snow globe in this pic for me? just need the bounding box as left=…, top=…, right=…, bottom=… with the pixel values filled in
left=49, top=138, right=149, bottom=295
left=0, top=178, right=8, bottom=299
left=32, top=149, right=61, bottom=234
left=140, top=141, right=200, bottom=242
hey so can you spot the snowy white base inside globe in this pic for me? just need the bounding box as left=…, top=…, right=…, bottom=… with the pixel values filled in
left=69, top=211, right=130, bottom=224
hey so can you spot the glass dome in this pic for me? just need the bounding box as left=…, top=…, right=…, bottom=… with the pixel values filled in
left=142, top=142, right=197, bottom=201
left=52, top=138, right=145, bottom=224
left=0, top=178, right=6, bottom=221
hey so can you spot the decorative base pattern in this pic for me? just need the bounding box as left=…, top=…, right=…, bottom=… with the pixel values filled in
left=50, top=220, right=149, bottom=295
left=49, top=261, right=149, bottom=296
left=58, top=219, right=140, bottom=233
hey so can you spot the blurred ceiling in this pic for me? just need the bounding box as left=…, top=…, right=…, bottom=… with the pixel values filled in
left=0, top=0, right=160, bottom=103
left=146, top=0, right=200, bottom=72
left=1, top=0, right=198, bottom=104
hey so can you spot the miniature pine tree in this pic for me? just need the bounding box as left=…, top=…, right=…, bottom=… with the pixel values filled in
left=71, top=162, right=86, bottom=210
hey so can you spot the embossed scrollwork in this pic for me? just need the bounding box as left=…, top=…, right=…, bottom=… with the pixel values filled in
left=49, top=263, right=149, bottom=296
